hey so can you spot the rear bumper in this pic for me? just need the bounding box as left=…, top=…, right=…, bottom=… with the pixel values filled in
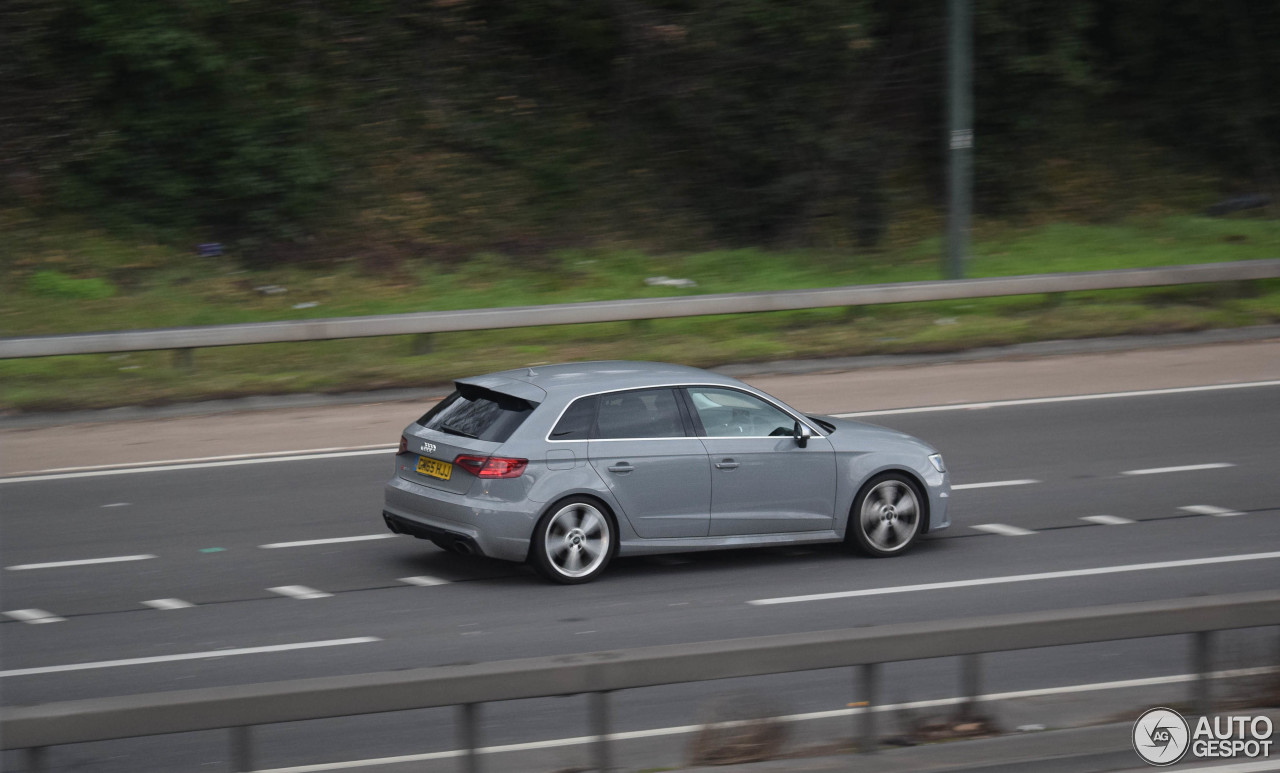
left=383, top=512, right=483, bottom=556
left=383, top=476, right=538, bottom=562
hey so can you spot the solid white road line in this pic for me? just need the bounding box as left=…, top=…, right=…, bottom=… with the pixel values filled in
left=971, top=523, right=1035, bottom=536
left=833, top=379, right=1280, bottom=419
left=1082, top=515, right=1135, bottom=526
left=400, top=576, right=450, bottom=587
left=9, top=445, right=397, bottom=476
left=952, top=479, right=1039, bottom=490
left=1114, top=761, right=1280, bottom=773
left=1122, top=463, right=1235, bottom=476
left=269, top=585, right=333, bottom=600
left=254, top=665, right=1279, bottom=773
left=1181, top=504, right=1244, bottom=517
left=0, top=448, right=395, bottom=484
left=142, top=598, right=195, bottom=610
left=3, top=609, right=66, bottom=624
left=5, top=554, right=156, bottom=571
left=0, top=637, right=380, bottom=678
left=261, top=535, right=395, bottom=549
left=747, top=550, right=1280, bottom=605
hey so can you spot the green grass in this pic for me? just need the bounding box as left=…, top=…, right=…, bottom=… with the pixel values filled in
left=2, top=215, right=1278, bottom=411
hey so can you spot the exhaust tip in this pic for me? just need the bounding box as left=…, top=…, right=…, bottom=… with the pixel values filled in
left=453, top=541, right=474, bottom=556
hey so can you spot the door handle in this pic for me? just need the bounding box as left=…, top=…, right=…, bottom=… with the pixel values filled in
left=607, top=462, right=635, bottom=473
left=715, top=459, right=740, bottom=470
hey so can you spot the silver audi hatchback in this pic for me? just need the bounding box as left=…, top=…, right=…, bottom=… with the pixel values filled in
left=383, top=361, right=950, bottom=583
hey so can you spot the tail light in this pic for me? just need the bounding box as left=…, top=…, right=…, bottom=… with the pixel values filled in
left=397, top=436, right=408, bottom=455
left=455, top=454, right=528, bottom=478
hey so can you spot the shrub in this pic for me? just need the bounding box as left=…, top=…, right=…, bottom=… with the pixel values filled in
left=25, top=270, right=117, bottom=300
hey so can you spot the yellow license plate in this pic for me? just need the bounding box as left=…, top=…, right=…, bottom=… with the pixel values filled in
left=416, top=456, right=453, bottom=480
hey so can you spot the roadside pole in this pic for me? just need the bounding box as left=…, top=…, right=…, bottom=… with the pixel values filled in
left=946, top=0, right=973, bottom=279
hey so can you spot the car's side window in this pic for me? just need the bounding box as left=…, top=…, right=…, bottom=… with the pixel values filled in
left=686, top=387, right=795, bottom=438
left=549, top=396, right=599, bottom=440
left=594, top=389, right=686, bottom=439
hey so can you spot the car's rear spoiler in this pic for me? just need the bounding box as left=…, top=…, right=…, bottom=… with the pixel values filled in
left=454, top=375, right=547, bottom=405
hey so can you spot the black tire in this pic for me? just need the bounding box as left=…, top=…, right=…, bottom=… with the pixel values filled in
left=847, top=472, right=925, bottom=557
left=531, top=496, right=618, bottom=584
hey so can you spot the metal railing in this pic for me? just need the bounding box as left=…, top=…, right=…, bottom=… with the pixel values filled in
left=2, top=260, right=1278, bottom=359
left=4, top=590, right=1279, bottom=772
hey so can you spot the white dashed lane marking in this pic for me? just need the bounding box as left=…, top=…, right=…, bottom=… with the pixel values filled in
left=1081, top=515, right=1135, bottom=526
left=400, top=576, right=450, bottom=587
left=269, top=585, right=333, bottom=600
left=1121, top=463, right=1234, bottom=476
left=748, top=550, right=1280, bottom=605
left=142, top=598, right=195, bottom=610
left=1181, top=504, right=1244, bottom=517
left=6, top=554, right=156, bottom=571
left=261, top=535, right=394, bottom=549
left=0, top=637, right=381, bottom=678
left=3, top=609, right=65, bottom=624
left=971, top=523, right=1035, bottom=536
left=951, top=479, right=1039, bottom=490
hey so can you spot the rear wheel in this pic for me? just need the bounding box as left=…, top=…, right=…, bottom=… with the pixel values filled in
left=848, top=473, right=924, bottom=557
left=531, top=497, right=616, bottom=584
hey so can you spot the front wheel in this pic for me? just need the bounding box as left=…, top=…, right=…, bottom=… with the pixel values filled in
left=848, top=473, right=924, bottom=557
left=531, top=497, right=616, bottom=584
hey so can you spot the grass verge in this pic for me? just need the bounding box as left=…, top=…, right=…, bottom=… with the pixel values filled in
left=2, top=216, right=1278, bottom=412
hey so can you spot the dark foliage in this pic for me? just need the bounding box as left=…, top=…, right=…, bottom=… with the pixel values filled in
left=1, top=0, right=1276, bottom=250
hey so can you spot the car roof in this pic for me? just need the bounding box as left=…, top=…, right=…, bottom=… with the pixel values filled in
left=484, top=360, right=749, bottom=397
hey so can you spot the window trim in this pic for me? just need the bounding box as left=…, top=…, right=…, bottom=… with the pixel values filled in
left=543, top=383, right=824, bottom=442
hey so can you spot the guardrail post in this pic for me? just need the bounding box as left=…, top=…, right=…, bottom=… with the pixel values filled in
left=25, top=747, right=47, bottom=773
left=1192, top=630, right=1214, bottom=717
left=857, top=663, right=879, bottom=753
left=959, top=654, right=982, bottom=720
left=173, top=348, right=194, bottom=371
left=458, top=703, right=480, bottom=773
left=411, top=333, right=435, bottom=355
left=230, top=726, right=252, bottom=772
left=590, top=691, right=612, bottom=771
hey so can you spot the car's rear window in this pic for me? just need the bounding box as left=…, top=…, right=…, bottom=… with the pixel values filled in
left=417, top=385, right=536, bottom=443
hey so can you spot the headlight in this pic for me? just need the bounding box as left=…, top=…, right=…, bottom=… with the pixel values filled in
left=928, top=453, right=946, bottom=473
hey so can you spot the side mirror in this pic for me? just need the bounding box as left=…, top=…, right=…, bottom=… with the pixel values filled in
left=794, top=421, right=813, bottom=448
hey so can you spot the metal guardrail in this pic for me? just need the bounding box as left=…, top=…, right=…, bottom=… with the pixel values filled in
left=2, top=260, right=1278, bottom=358
left=4, top=590, right=1279, bottom=771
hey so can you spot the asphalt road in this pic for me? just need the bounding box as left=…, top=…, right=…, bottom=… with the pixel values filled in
left=2, top=371, right=1279, bottom=772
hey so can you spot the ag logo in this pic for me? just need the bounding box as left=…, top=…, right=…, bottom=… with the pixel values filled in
left=1134, top=707, right=1190, bottom=766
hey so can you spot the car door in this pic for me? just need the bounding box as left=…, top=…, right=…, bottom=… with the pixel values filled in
left=683, top=386, right=837, bottom=536
left=587, top=388, right=712, bottom=539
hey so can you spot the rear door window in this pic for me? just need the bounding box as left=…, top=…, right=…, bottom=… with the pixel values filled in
left=418, top=385, right=536, bottom=443
left=594, top=389, right=687, bottom=439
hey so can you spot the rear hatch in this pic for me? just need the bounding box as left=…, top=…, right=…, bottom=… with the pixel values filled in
left=396, top=378, right=543, bottom=495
